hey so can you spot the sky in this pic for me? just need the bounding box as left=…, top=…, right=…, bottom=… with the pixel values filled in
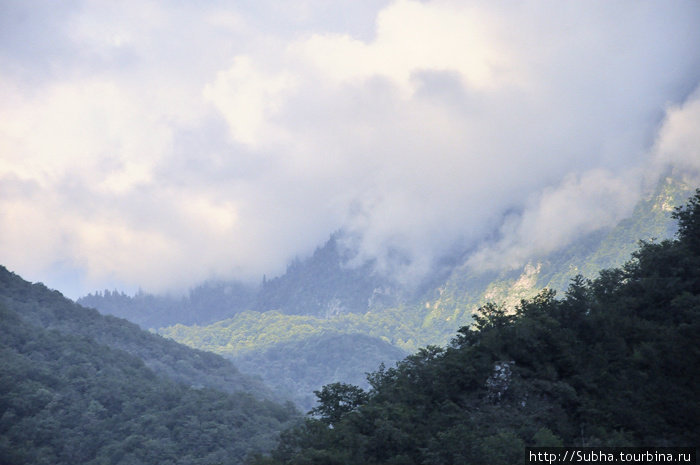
left=1, top=0, right=700, bottom=299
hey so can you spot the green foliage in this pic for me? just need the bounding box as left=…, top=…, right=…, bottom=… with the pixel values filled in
left=0, top=268, right=300, bottom=465
left=0, top=268, right=271, bottom=398
left=472, top=302, right=516, bottom=331
left=250, top=189, right=700, bottom=464
left=309, top=383, right=369, bottom=425
left=672, top=187, right=700, bottom=252
left=234, top=333, right=406, bottom=411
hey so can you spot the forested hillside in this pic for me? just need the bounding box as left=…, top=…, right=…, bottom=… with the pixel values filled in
left=161, top=312, right=411, bottom=410
left=250, top=189, right=700, bottom=464
left=234, top=333, right=407, bottom=410
left=1, top=268, right=272, bottom=398
left=0, top=269, right=299, bottom=464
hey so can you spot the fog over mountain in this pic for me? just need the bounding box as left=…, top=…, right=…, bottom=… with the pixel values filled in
left=1, top=1, right=700, bottom=298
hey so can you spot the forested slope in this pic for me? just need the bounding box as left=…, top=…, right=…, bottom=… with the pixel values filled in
left=1, top=268, right=270, bottom=398
left=251, top=190, right=700, bottom=464
left=161, top=312, right=409, bottom=410
left=0, top=304, right=297, bottom=465
left=0, top=268, right=300, bottom=464
left=234, top=333, right=407, bottom=410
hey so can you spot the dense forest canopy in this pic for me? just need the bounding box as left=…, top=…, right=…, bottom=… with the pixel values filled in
left=250, top=190, right=700, bottom=465
left=0, top=267, right=299, bottom=465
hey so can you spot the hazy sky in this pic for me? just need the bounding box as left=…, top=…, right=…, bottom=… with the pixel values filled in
left=2, top=0, right=700, bottom=298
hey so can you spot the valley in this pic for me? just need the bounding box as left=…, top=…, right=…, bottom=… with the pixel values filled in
left=83, top=176, right=693, bottom=409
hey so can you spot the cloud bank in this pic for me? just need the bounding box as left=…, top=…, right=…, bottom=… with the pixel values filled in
left=1, top=0, right=699, bottom=297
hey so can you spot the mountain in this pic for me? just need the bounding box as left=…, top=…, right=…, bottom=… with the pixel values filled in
left=0, top=267, right=299, bottom=464
left=253, top=233, right=400, bottom=316
left=77, top=233, right=396, bottom=329
left=90, top=175, right=694, bottom=412
left=93, top=176, right=692, bottom=340
left=252, top=188, right=700, bottom=464
left=160, top=176, right=692, bottom=348
left=418, top=175, right=693, bottom=341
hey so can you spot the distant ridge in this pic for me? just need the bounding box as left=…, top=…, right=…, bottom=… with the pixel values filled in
left=91, top=175, right=694, bottom=411
left=251, top=187, right=700, bottom=464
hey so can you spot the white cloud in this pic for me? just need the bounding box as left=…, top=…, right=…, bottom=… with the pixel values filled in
left=289, top=0, right=510, bottom=95
left=203, top=56, right=299, bottom=147
left=468, top=82, right=700, bottom=273
left=650, top=86, right=700, bottom=180
left=0, top=0, right=699, bottom=297
left=0, top=78, right=171, bottom=190
left=467, top=170, right=641, bottom=271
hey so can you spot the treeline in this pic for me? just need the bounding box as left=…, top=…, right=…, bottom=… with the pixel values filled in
left=79, top=280, right=256, bottom=329
left=253, top=233, right=399, bottom=316
left=78, top=234, right=393, bottom=329
left=250, top=190, right=700, bottom=464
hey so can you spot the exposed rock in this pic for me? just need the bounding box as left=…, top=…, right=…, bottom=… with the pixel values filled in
left=486, top=360, right=515, bottom=403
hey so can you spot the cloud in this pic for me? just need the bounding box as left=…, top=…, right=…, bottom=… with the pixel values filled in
left=649, top=86, right=700, bottom=181
left=0, top=78, right=170, bottom=189
left=467, top=81, right=700, bottom=272
left=203, top=56, right=299, bottom=147
left=1, top=0, right=699, bottom=297
left=289, top=0, right=509, bottom=94
left=466, top=169, right=642, bottom=271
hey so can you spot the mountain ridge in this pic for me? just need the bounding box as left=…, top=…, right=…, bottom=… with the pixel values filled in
left=83, top=176, right=692, bottom=340
left=0, top=266, right=300, bottom=464
left=0, top=265, right=273, bottom=399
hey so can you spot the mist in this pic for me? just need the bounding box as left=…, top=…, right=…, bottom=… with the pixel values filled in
left=1, top=0, right=699, bottom=298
